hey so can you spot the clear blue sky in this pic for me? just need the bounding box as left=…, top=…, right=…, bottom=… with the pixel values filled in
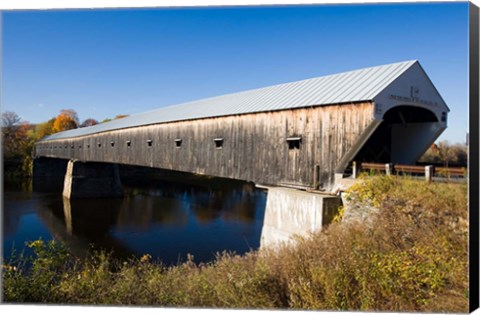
left=2, top=2, right=469, bottom=143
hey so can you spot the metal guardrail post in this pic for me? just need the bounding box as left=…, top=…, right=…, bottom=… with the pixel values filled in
left=425, top=165, right=434, bottom=182
left=385, top=163, right=393, bottom=176
left=352, top=161, right=358, bottom=179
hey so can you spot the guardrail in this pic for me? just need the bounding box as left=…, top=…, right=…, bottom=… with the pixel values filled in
left=352, top=161, right=467, bottom=182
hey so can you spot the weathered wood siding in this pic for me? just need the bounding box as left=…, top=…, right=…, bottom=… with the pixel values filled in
left=35, top=102, right=375, bottom=188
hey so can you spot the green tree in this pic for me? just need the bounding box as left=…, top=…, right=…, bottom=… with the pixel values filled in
left=2, top=111, right=23, bottom=158
left=2, top=111, right=36, bottom=177
left=35, top=117, right=56, bottom=139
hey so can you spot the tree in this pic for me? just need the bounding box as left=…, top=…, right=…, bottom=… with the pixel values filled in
left=100, top=115, right=129, bottom=123
left=451, top=144, right=468, bottom=166
left=80, top=118, right=99, bottom=127
left=53, top=112, right=78, bottom=132
left=17, top=122, right=36, bottom=176
left=436, top=140, right=457, bottom=168
left=2, top=111, right=24, bottom=158
left=2, top=111, right=36, bottom=177
left=35, top=117, right=56, bottom=139
left=419, top=140, right=468, bottom=167
left=59, top=109, right=80, bottom=126
left=2, top=111, right=21, bottom=127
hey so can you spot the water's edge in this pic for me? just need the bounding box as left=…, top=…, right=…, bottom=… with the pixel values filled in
left=3, top=167, right=267, bottom=265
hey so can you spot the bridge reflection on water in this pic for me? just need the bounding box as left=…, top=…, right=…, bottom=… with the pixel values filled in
left=3, top=166, right=267, bottom=265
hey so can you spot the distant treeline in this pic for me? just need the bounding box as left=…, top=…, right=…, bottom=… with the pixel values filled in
left=2, top=110, right=128, bottom=178
left=418, top=141, right=468, bottom=167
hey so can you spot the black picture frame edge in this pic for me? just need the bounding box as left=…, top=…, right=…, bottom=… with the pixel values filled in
left=469, top=1, right=479, bottom=313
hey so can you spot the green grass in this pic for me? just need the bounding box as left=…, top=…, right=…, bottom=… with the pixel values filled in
left=2, top=176, right=468, bottom=311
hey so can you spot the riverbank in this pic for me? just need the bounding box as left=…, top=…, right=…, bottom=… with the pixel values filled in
left=2, top=176, right=468, bottom=312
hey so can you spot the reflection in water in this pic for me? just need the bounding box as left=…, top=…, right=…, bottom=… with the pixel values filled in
left=63, top=197, right=73, bottom=235
left=3, top=169, right=267, bottom=265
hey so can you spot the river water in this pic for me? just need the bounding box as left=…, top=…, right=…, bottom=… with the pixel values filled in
left=2, top=167, right=267, bottom=265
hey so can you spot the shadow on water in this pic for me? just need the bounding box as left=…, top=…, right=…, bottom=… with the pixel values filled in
left=4, top=166, right=267, bottom=265
left=32, top=175, right=65, bottom=193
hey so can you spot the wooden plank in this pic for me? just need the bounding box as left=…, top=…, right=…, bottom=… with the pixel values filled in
left=395, top=164, right=426, bottom=173
left=435, top=167, right=466, bottom=176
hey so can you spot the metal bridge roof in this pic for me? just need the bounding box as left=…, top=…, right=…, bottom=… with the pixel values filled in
left=42, top=60, right=418, bottom=141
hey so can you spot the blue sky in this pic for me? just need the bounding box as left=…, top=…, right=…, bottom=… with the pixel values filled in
left=2, top=2, right=470, bottom=143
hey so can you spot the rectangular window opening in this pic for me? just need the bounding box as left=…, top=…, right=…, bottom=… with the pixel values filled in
left=98, top=143, right=102, bottom=148
left=287, top=136, right=302, bottom=150
left=175, top=139, right=182, bottom=148
left=147, top=139, right=153, bottom=147
left=111, top=141, right=115, bottom=147
left=126, top=140, right=131, bottom=147
left=214, top=138, right=223, bottom=149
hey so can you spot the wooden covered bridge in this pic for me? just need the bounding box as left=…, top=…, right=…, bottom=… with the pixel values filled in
left=34, top=60, right=449, bottom=194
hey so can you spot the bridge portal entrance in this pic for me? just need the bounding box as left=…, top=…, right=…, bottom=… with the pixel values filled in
left=352, top=105, right=440, bottom=165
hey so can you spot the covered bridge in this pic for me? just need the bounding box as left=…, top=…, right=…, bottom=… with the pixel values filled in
left=35, top=60, right=449, bottom=191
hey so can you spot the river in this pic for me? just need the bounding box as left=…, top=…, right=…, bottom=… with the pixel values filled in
left=2, top=166, right=267, bottom=265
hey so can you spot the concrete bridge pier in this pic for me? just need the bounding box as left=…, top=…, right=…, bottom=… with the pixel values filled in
left=260, top=187, right=342, bottom=248
left=62, top=160, right=123, bottom=199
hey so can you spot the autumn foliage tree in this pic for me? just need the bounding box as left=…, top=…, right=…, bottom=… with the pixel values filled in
left=52, top=109, right=79, bottom=132
left=59, top=109, right=80, bottom=126
left=80, top=118, right=98, bottom=127
left=35, top=117, right=56, bottom=139
left=3, top=108, right=125, bottom=177
left=100, top=114, right=129, bottom=124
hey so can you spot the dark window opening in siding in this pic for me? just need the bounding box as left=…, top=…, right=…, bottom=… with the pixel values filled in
left=287, top=137, right=302, bottom=150
left=175, top=139, right=182, bottom=148
left=98, top=143, right=102, bottom=148
left=111, top=141, right=115, bottom=147
left=147, top=139, right=153, bottom=147
left=71, top=145, right=74, bottom=149
left=441, top=112, right=447, bottom=122
left=87, top=144, right=90, bottom=148
left=126, top=140, right=131, bottom=147
left=214, top=138, right=223, bottom=149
